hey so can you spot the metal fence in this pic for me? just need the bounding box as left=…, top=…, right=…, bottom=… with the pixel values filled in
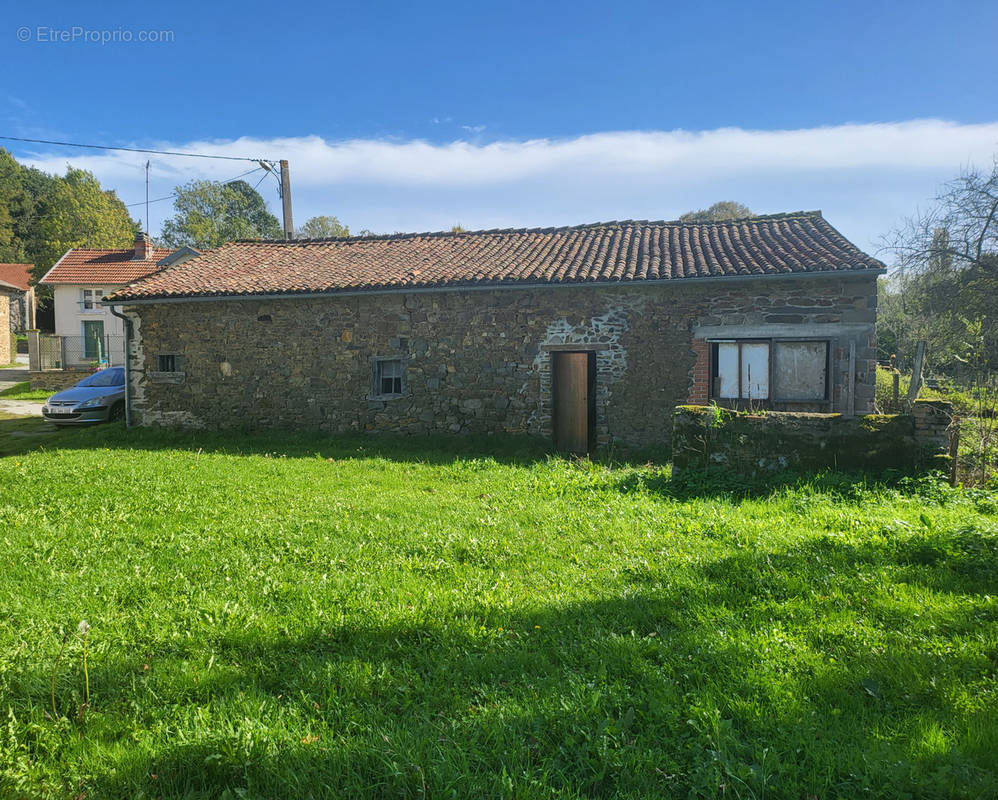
left=33, top=334, right=125, bottom=370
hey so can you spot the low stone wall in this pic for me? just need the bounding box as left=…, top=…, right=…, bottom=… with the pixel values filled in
left=0, top=295, right=10, bottom=363
left=672, top=400, right=954, bottom=475
left=29, top=370, right=90, bottom=392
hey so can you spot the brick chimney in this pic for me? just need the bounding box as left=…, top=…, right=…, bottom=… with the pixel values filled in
left=133, top=231, right=154, bottom=260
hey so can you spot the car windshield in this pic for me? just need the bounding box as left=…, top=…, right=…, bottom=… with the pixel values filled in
left=76, top=368, right=125, bottom=388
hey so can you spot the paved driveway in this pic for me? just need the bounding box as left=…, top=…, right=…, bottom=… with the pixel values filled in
left=0, top=367, right=41, bottom=417
left=0, top=367, right=30, bottom=392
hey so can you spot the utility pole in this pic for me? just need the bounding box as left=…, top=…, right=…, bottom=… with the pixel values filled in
left=145, top=160, right=150, bottom=234
left=280, top=159, right=294, bottom=240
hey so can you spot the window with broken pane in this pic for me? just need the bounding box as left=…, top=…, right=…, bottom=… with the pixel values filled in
left=373, top=358, right=404, bottom=397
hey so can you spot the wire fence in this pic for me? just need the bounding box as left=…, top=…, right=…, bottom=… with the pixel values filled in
left=34, top=334, right=125, bottom=370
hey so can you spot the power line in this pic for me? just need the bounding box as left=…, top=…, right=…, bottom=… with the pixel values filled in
left=0, top=134, right=270, bottom=163
left=122, top=166, right=268, bottom=208
left=124, top=194, right=176, bottom=208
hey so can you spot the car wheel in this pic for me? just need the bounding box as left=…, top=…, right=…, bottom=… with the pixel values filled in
left=108, top=402, right=125, bottom=422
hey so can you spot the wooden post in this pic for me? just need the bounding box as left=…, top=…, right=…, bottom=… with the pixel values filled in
left=280, top=160, right=294, bottom=240
left=948, top=421, right=960, bottom=486
left=847, top=340, right=856, bottom=416
left=907, top=340, right=926, bottom=406
left=27, top=330, right=40, bottom=371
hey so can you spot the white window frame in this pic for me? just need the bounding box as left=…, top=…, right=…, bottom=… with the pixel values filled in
left=80, top=288, right=105, bottom=313
left=710, top=338, right=830, bottom=404
left=712, top=340, right=771, bottom=401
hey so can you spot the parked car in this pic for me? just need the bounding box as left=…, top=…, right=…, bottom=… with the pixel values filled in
left=41, top=367, right=126, bottom=425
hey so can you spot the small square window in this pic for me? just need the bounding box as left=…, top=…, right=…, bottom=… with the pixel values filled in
left=372, top=357, right=404, bottom=398
left=773, top=341, right=828, bottom=401
left=81, top=289, right=103, bottom=311
left=157, top=354, right=177, bottom=372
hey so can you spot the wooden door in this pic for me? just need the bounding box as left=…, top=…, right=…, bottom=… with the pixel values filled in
left=553, top=352, right=591, bottom=453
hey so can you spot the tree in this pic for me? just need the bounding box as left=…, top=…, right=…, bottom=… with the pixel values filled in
left=31, top=167, right=137, bottom=284
left=0, top=148, right=61, bottom=265
left=161, top=179, right=281, bottom=249
left=296, top=215, right=349, bottom=239
left=887, top=164, right=998, bottom=275
left=678, top=201, right=754, bottom=223
left=882, top=161, right=998, bottom=372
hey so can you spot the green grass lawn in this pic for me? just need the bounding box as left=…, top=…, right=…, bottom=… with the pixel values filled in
left=0, top=381, right=53, bottom=402
left=0, top=423, right=996, bottom=799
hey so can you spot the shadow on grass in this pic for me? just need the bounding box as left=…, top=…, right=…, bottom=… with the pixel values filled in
left=3, top=417, right=979, bottom=509
left=607, top=463, right=952, bottom=503
left=17, top=544, right=996, bottom=798
left=0, top=415, right=676, bottom=470
left=0, top=416, right=558, bottom=465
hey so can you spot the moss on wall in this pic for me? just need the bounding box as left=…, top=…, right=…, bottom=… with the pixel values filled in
left=672, top=404, right=952, bottom=474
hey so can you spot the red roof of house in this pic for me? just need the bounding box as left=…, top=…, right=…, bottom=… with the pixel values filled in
left=41, top=248, right=175, bottom=285
left=0, top=263, right=33, bottom=291
left=107, top=212, right=884, bottom=302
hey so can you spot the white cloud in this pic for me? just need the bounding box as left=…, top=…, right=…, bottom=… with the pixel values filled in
left=14, top=119, right=998, bottom=253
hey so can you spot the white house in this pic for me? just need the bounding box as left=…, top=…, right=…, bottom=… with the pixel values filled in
left=39, top=233, right=194, bottom=367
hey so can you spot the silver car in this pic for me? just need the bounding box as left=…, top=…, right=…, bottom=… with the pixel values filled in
left=42, top=367, right=126, bottom=425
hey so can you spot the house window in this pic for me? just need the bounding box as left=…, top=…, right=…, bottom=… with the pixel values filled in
left=81, top=289, right=104, bottom=312
left=772, top=341, right=828, bottom=401
left=371, top=357, right=404, bottom=398
left=710, top=340, right=829, bottom=403
left=712, top=341, right=770, bottom=400
left=157, top=354, right=177, bottom=372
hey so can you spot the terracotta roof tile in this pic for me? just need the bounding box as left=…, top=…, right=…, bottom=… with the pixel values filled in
left=0, top=263, right=33, bottom=291
left=42, top=248, right=175, bottom=285
left=107, top=212, right=883, bottom=302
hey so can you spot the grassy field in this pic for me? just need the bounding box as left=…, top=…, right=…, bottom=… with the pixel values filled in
left=876, top=366, right=997, bottom=486
left=1, top=421, right=996, bottom=798
left=0, top=381, right=52, bottom=402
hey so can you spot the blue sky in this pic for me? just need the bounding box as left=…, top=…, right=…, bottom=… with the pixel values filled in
left=3, top=0, right=998, bottom=252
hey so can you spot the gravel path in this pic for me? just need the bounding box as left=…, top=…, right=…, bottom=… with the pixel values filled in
left=0, top=399, right=45, bottom=417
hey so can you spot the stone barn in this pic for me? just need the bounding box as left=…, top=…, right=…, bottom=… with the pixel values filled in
left=105, top=212, right=884, bottom=451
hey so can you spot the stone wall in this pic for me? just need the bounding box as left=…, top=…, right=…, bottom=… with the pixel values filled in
left=29, top=370, right=91, bottom=392
left=688, top=279, right=878, bottom=413
left=0, top=292, right=10, bottom=363
left=123, top=274, right=878, bottom=446
left=672, top=399, right=954, bottom=475
left=7, top=290, right=26, bottom=332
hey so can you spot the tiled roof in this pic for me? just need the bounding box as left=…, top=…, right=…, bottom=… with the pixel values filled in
left=0, top=278, right=23, bottom=292
left=42, top=248, right=175, bottom=285
left=108, top=212, right=884, bottom=302
left=0, top=263, right=33, bottom=291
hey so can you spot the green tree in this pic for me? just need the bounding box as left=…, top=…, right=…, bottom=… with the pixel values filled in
left=30, top=167, right=136, bottom=283
left=679, top=201, right=754, bottom=223
left=883, top=161, right=998, bottom=371
left=296, top=215, right=350, bottom=239
left=161, top=179, right=282, bottom=249
left=0, top=149, right=60, bottom=265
